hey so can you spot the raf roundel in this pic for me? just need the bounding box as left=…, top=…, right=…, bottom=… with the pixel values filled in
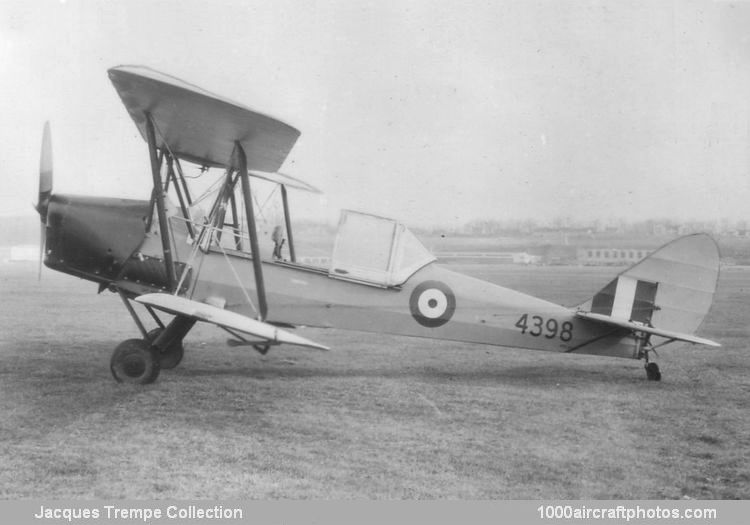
left=409, top=281, right=456, bottom=327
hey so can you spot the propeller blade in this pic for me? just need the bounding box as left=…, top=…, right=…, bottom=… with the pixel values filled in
left=36, top=122, right=53, bottom=280
left=38, top=222, right=45, bottom=281
left=37, top=121, right=53, bottom=220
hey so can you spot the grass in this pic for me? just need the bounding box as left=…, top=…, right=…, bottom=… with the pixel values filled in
left=0, top=262, right=748, bottom=499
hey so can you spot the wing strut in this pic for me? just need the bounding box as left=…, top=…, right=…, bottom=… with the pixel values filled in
left=166, top=154, right=194, bottom=239
left=229, top=190, right=242, bottom=250
left=145, top=112, right=177, bottom=291
left=234, top=142, right=268, bottom=320
left=281, top=184, right=296, bottom=262
left=172, top=158, right=193, bottom=205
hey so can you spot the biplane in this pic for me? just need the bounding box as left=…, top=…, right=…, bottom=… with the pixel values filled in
left=35, top=66, right=720, bottom=384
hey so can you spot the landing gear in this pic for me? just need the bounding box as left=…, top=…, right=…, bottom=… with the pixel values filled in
left=110, top=325, right=186, bottom=384
left=636, top=331, right=662, bottom=381
left=645, top=362, right=661, bottom=381
left=146, top=328, right=185, bottom=369
left=113, top=291, right=196, bottom=383
left=110, top=339, right=161, bottom=384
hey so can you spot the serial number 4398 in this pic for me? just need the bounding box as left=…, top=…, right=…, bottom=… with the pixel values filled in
left=515, top=314, right=573, bottom=342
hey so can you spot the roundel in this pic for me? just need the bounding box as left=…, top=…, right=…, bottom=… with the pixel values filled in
left=409, top=280, right=456, bottom=327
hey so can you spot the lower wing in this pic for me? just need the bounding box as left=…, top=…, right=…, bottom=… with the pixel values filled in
left=135, top=293, right=329, bottom=351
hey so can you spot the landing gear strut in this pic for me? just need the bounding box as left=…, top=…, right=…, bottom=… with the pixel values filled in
left=147, top=328, right=185, bottom=369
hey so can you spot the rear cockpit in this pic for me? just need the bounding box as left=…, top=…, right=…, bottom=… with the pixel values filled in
left=328, top=210, right=435, bottom=287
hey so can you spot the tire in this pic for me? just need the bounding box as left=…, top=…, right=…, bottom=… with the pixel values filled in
left=146, top=328, right=185, bottom=370
left=645, top=362, right=661, bottom=381
left=111, top=338, right=161, bottom=384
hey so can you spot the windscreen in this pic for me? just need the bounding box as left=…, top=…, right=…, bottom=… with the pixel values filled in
left=330, top=210, right=434, bottom=286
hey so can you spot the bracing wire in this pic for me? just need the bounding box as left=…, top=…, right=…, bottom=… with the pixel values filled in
left=216, top=240, right=259, bottom=317
left=259, top=184, right=280, bottom=212
left=150, top=120, right=260, bottom=315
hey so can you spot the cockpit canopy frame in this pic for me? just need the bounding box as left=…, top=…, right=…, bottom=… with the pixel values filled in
left=329, top=210, right=436, bottom=287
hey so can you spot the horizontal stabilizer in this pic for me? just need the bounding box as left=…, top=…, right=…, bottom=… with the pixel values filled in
left=135, top=293, right=329, bottom=351
left=576, top=311, right=720, bottom=347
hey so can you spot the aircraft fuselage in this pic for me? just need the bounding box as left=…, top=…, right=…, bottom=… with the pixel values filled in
left=43, top=194, right=637, bottom=360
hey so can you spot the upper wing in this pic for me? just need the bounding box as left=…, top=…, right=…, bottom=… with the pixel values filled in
left=248, top=170, right=322, bottom=193
left=108, top=66, right=301, bottom=172
left=135, top=293, right=329, bottom=351
left=576, top=311, right=720, bottom=347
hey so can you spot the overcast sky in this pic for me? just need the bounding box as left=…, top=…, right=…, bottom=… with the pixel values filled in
left=2, top=0, right=750, bottom=227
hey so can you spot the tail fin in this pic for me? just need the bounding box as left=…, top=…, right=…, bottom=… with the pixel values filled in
left=578, top=234, right=720, bottom=337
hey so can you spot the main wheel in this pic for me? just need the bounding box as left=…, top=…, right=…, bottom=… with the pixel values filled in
left=111, top=339, right=161, bottom=384
left=645, top=362, right=661, bottom=381
left=146, top=328, right=185, bottom=370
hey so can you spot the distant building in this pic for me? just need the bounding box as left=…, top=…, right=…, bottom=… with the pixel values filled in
left=540, top=245, right=578, bottom=265
left=435, top=252, right=541, bottom=265
left=512, top=252, right=543, bottom=265
left=577, top=248, right=651, bottom=266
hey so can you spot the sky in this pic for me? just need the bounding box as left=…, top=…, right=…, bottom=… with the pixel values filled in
left=2, top=0, right=750, bottom=228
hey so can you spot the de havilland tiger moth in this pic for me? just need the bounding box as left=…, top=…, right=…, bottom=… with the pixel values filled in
left=34, top=66, right=720, bottom=384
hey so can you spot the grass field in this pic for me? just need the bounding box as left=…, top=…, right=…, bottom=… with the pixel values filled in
left=0, top=262, right=748, bottom=499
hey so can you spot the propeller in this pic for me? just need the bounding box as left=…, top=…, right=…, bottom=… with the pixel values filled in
left=37, top=121, right=53, bottom=218
left=36, top=122, right=53, bottom=279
